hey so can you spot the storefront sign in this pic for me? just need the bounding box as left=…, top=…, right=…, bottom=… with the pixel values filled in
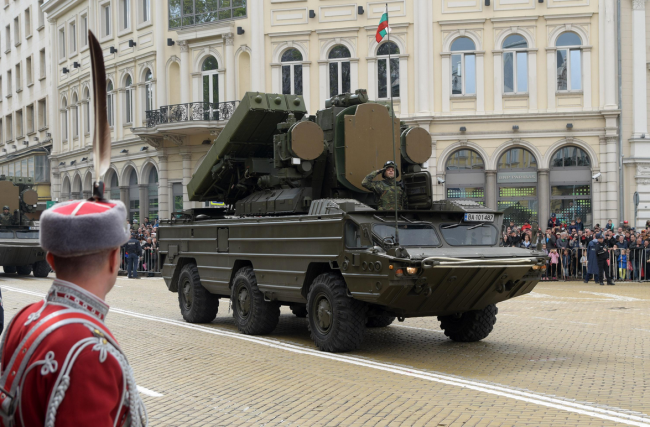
left=497, top=172, right=537, bottom=184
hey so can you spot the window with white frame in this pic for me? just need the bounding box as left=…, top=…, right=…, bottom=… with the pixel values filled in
left=102, top=3, right=112, bottom=37
left=503, top=35, right=528, bottom=94
left=0, top=119, right=3, bottom=146
left=72, top=92, right=79, bottom=138
left=26, top=56, right=32, bottom=86
left=0, top=76, right=2, bottom=98
left=15, top=63, right=21, bottom=92
left=26, top=104, right=34, bottom=134
left=38, top=98, right=47, bottom=129
left=202, top=56, right=219, bottom=103
left=107, top=80, right=114, bottom=126
left=377, top=41, right=400, bottom=99
left=59, top=28, right=66, bottom=59
left=24, top=7, right=31, bottom=37
left=38, top=0, right=45, bottom=28
left=69, top=21, right=76, bottom=54
left=141, top=0, right=150, bottom=24
left=13, top=17, right=20, bottom=45
left=280, top=49, right=303, bottom=96
left=451, top=37, right=476, bottom=96
left=144, top=69, right=153, bottom=112
left=81, top=14, right=88, bottom=47
left=83, top=88, right=90, bottom=133
left=124, top=74, right=133, bottom=124
left=7, top=70, right=12, bottom=94
left=556, top=32, right=582, bottom=92
left=61, top=97, right=68, bottom=141
left=39, top=49, right=46, bottom=79
left=328, top=45, right=351, bottom=98
left=6, top=115, right=13, bottom=141
left=120, top=0, right=130, bottom=30
left=5, top=25, right=10, bottom=52
left=16, top=109, right=23, bottom=138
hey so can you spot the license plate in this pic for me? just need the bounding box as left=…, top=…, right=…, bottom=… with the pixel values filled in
left=464, top=213, right=494, bottom=222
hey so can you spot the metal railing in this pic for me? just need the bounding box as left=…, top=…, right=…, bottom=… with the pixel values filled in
left=145, top=101, right=239, bottom=128
left=119, top=247, right=160, bottom=277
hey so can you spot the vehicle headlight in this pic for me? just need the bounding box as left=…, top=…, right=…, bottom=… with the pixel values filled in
left=406, top=267, right=419, bottom=275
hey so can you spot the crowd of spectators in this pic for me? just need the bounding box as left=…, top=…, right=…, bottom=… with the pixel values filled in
left=501, top=215, right=650, bottom=282
left=123, top=217, right=160, bottom=276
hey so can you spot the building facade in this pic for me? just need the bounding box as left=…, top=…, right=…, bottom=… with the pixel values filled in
left=0, top=0, right=52, bottom=210
left=45, top=0, right=630, bottom=230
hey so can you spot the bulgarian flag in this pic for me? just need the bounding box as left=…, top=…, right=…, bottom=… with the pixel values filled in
left=375, top=6, right=390, bottom=43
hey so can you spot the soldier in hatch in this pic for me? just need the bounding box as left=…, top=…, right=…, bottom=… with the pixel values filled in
left=362, top=161, right=407, bottom=211
left=0, top=206, right=15, bottom=227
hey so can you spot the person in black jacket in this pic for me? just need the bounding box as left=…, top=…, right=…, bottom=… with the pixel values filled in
left=123, top=233, right=143, bottom=279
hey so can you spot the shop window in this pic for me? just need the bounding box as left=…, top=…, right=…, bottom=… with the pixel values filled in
left=281, top=49, right=303, bottom=96
left=445, top=149, right=485, bottom=205
left=109, top=173, right=120, bottom=199
left=503, top=35, right=527, bottom=94
left=377, top=41, right=399, bottom=99
left=550, top=146, right=592, bottom=227
left=450, top=37, right=475, bottom=96
left=328, top=45, right=351, bottom=98
left=497, top=148, right=538, bottom=226
left=556, top=32, right=582, bottom=92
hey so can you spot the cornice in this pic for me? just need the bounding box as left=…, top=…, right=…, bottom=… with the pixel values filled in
left=41, top=0, right=86, bottom=20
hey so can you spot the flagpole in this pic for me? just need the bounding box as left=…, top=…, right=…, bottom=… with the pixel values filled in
left=385, top=4, right=400, bottom=246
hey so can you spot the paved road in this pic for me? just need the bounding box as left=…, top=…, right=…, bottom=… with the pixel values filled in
left=1, top=273, right=648, bottom=427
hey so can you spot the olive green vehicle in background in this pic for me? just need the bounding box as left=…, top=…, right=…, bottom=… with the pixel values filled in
left=0, top=176, right=50, bottom=278
left=158, top=91, right=547, bottom=352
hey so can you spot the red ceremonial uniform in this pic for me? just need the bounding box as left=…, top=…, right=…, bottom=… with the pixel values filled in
left=0, top=279, right=147, bottom=427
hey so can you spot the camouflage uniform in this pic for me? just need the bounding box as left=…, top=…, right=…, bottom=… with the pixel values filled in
left=0, top=207, right=14, bottom=227
left=362, top=170, right=407, bottom=211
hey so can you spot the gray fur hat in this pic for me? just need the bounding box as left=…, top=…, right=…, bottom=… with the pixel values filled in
left=40, top=200, right=130, bottom=257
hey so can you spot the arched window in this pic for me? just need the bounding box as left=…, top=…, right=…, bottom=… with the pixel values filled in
left=83, top=88, right=90, bottom=134
left=451, top=37, right=476, bottom=95
left=128, top=169, right=139, bottom=222
left=445, top=149, right=485, bottom=204
left=202, top=56, right=219, bottom=104
left=124, top=74, right=134, bottom=124
left=144, top=69, right=154, bottom=112
left=71, top=93, right=79, bottom=139
left=328, top=45, right=351, bottom=98
left=497, top=148, right=538, bottom=225
left=377, top=41, right=399, bottom=99
left=281, top=49, right=303, bottom=95
left=107, top=79, right=114, bottom=127
left=148, top=167, right=158, bottom=220
left=109, top=172, right=119, bottom=200
left=503, top=35, right=528, bottom=94
left=61, top=97, right=68, bottom=142
left=556, top=32, right=582, bottom=92
left=550, top=146, right=592, bottom=226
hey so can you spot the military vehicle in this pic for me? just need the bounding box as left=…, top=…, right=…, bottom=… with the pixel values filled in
left=0, top=175, right=50, bottom=277
left=158, top=91, right=547, bottom=352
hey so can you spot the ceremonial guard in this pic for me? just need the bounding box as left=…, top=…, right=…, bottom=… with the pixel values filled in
left=362, top=161, right=407, bottom=210
left=0, top=30, right=147, bottom=427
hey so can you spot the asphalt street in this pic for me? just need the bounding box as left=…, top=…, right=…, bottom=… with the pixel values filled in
left=0, top=273, right=648, bottom=427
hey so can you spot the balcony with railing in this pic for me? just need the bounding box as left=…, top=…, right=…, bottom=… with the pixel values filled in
left=145, top=101, right=239, bottom=128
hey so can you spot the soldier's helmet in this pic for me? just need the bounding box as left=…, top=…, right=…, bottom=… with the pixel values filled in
left=2, top=205, right=9, bottom=211
left=382, top=161, right=400, bottom=178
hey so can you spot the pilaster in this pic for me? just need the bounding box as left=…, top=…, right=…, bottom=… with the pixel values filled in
left=538, top=169, right=550, bottom=231
left=179, top=41, right=190, bottom=103
left=485, top=170, right=497, bottom=211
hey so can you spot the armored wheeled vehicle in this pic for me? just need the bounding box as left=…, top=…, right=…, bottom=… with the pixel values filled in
left=158, top=91, right=546, bottom=352
left=0, top=176, right=50, bottom=277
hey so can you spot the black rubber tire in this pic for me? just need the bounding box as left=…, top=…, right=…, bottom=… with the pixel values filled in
left=16, top=265, right=32, bottom=276
left=290, top=305, right=308, bottom=318
left=366, top=313, right=396, bottom=328
left=177, top=264, right=219, bottom=323
left=438, top=304, right=498, bottom=342
left=231, top=267, right=280, bottom=335
left=307, top=272, right=367, bottom=352
left=2, top=266, right=16, bottom=274
left=32, top=260, right=51, bottom=278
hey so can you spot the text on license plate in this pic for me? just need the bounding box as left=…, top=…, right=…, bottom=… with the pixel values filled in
left=464, top=213, right=494, bottom=222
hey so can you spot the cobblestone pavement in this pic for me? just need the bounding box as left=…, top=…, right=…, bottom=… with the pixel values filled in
left=1, top=273, right=649, bottom=427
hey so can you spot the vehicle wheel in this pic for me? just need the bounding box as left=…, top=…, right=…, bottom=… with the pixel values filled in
left=438, top=304, right=498, bottom=342
left=177, top=264, right=219, bottom=323
left=290, top=304, right=308, bottom=318
left=16, top=265, right=32, bottom=276
left=2, top=266, right=16, bottom=274
left=307, top=272, right=367, bottom=352
left=32, top=260, right=51, bottom=278
left=366, top=313, right=396, bottom=328
left=231, top=267, right=280, bottom=335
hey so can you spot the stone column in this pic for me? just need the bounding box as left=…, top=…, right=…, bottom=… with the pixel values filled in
left=485, top=170, right=497, bottom=211
left=598, top=136, right=608, bottom=224
left=182, top=153, right=192, bottom=210
left=413, top=0, right=433, bottom=115
left=155, top=0, right=167, bottom=107
left=493, top=52, right=503, bottom=114
left=157, top=154, right=169, bottom=219
left=603, top=0, right=618, bottom=109
left=366, top=58, right=377, bottom=101
left=538, top=169, right=550, bottom=231
left=139, top=184, right=148, bottom=221
left=606, top=136, right=619, bottom=224
left=179, top=41, right=190, bottom=103
left=528, top=50, right=538, bottom=112
left=632, top=0, right=648, bottom=137
left=119, top=186, right=129, bottom=212
left=224, top=33, right=235, bottom=102
left=249, top=0, right=265, bottom=91
left=476, top=52, right=485, bottom=114
left=582, top=47, right=592, bottom=110
left=546, top=48, right=556, bottom=112
left=441, top=53, right=451, bottom=113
